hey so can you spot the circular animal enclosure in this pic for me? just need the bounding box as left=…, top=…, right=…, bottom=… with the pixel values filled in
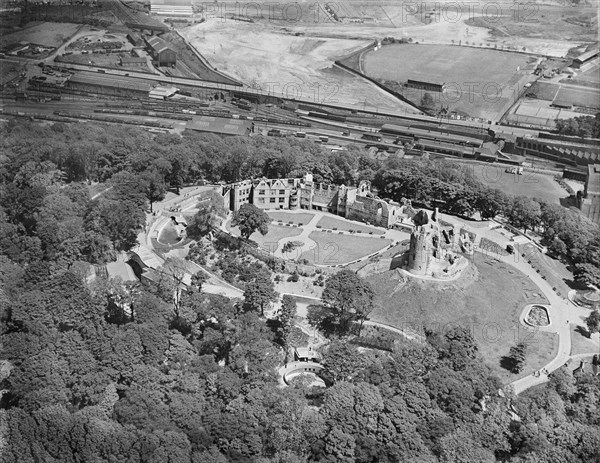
left=158, top=218, right=186, bottom=245
left=524, top=304, right=551, bottom=327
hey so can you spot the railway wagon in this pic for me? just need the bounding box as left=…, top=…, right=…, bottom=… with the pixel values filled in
left=361, top=133, right=382, bottom=142
left=380, top=124, right=481, bottom=147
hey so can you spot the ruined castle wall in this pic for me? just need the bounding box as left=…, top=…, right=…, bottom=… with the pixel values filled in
left=345, top=196, right=389, bottom=228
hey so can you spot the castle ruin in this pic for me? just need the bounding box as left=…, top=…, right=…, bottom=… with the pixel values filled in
left=406, top=208, right=471, bottom=278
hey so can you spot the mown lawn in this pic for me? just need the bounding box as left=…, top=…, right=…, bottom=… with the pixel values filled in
left=316, top=215, right=385, bottom=235
left=228, top=223, right=303, bottom=252
left=267, top=211, right=315, bottom=225
left=300, top=231, right=392, bottom=265
left=368, top=253, right=559, bottom=383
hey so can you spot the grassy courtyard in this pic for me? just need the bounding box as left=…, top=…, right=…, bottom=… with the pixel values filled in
left=300, top=231, right=392, bottom=266
left=267, top=211, right=315, bottom=225
left=316, top=216, right=385, bottom=235
left=367, top=253, right=559, bottom=383
left=227, top=223, right=303, bottom=252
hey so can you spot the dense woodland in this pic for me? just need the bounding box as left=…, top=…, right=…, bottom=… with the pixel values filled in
left=1, top=120, right=599, bottom=462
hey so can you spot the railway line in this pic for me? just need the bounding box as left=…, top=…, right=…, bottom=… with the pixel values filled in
left=47, top=61, right=544, bottom=139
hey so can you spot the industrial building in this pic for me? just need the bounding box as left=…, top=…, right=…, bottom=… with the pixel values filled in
left=67, top=71, right=153, bottom=96
left=126, top=32, right=144, bottom=47
left=150, top=0, right=193, bottom=16
left=146, top=36, right=177, bottom=66
left=571, top=49, right=599, bottom=69
left=120, top=56, right=147, bottom=68
left=580, top=164, right=600, bottom=224
left=515, top=136, right=600, bottom=166
left=186, top=117, right=251, bottom=136
left=406, top=79, right=446, bottom=92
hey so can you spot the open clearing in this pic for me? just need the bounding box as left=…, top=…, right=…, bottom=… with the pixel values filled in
left=182, top=20, right=419, bottom=113
left=300, top=231, right=391, bottom=265
left=364, top=44, right=531, bottom=87
left=368, top=253, right=559, bottom=382
left=463, top=163, right=568, bottom=204
left=0, top=22, right=80, bottom=48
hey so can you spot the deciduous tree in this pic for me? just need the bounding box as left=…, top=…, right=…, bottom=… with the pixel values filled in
left=231, top=204, right=270, bottom=240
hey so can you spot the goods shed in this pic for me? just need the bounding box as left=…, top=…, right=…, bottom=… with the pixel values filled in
left=186, top=117, right=251, bottom=136
left=146, top=36, right=177, bottom=66
left=68, top=71, right=153, bottom=96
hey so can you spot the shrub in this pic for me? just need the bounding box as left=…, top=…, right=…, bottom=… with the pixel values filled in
left=316, top=225, right=322, bottom=228
left=288, top=271, right=300, bottom=282
left=333, top=227, right=337, bottom=231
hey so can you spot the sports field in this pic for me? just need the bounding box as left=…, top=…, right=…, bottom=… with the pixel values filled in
left=555, top=86, right=600, bottom=109
left=364, top=44, right=530, bottom=89
left=362, top=44, right=532, bottom=121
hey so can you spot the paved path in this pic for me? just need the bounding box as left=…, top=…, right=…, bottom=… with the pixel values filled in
left=433, top=212, right=599, bottom=394
left=258, top=210, right=410, bottom=265
left=139, top=189, right=245, bottom=300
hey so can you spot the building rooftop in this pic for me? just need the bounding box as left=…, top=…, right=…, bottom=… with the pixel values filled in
left=149, top=85, right=179, bottom=98
left=146, top=36, right=175, bottom=55
left=121, top=56, right=147, bottom=65
left=186, top=116, right=251, bottom=136
left=574, top=48, right=599, bottom=63
left=587, top=164, right=600, bottom=196
left=295, top=347, right=319, bottom=360
left=69, top=71, right=153, bottom=92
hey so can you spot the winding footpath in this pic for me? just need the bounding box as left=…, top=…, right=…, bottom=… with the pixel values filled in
left=143, top=189, right=596, bottom=394
left=435, top=212, right=598, bottom=394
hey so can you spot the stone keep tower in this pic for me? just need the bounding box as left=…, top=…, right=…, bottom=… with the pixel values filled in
left=407, top=209, right=443, bottom=276
left=408, top=225, right=430, bottom=275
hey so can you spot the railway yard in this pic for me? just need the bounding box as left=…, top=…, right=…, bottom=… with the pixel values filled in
left=1, top=2, right=598, bottom=182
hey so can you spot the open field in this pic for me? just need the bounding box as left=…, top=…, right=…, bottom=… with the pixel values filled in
left=267, top=211, right=315, bottom=225
left=466, top=5, right=598, bottom=42
left=368, top=253, right=560, bottom=382
left=463, top=163, right=568, bottom=204
left=555, top=85, right=600, bottom=109
left=228, top=223, right=303, bottom=252
left=0, top=21, right=80, bottom=48
left=316, top=215, right=384, bottom=234
left=182, top=20, right=419, bottom=113
left=564, top=63, right=600, bottom=87
left=300, top=231, right=391, bottom=265
left=362, top=43, right=533, bottom=120
left=529, top=81, right=560, bottom=101
left=364, top=44, right=531, bottom=88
